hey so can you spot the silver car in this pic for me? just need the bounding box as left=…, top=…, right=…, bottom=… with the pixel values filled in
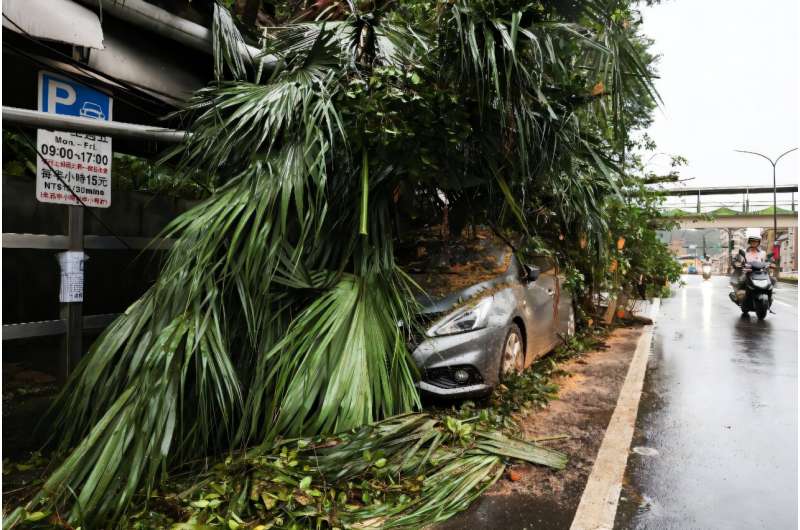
left=411, top=253, right=574, bottom=398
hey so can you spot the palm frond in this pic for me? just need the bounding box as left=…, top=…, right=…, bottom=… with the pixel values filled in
left=175, top=72, right=343, bottom=177
left=213, top=1, right=251, bottom=81
left=241, top=271, right=420, bottom=448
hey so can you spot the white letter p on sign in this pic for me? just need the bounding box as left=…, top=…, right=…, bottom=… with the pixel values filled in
left=47, top=81, right=76, bottom=113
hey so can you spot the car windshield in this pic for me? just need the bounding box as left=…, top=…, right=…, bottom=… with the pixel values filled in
left=396, top=226, right=513, bottom=300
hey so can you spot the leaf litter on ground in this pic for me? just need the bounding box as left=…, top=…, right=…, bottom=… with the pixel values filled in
left=5, top=329, right=608, bottom=529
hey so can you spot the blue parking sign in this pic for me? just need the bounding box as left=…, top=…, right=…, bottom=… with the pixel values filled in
left=38, top=71, right=112, bottom=120
left=36, top=71, right=113, bottom=208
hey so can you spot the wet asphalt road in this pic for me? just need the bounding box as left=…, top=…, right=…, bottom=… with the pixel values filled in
left=615, top=275, right=798, bottom=529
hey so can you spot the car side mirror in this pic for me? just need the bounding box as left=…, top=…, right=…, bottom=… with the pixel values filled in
left=524, top=265, right=540, bottom=282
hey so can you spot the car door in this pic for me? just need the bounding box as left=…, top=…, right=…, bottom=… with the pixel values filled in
left=522, top=255, right=557, bottom=361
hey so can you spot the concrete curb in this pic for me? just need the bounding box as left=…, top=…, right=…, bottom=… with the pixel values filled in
left=569, top=299, right=661, bottom=530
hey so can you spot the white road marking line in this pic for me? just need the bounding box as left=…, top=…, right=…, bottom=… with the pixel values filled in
left=569, top=299, right=660, bottom=530
left=772, top=299, right=795, bottom=309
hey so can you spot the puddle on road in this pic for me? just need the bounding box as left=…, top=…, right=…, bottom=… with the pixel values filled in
left=633, top=493, right=662, bottom=516
left=631, top=446, right=659, bottom=457
left=615, top=489, right=666, bottom=529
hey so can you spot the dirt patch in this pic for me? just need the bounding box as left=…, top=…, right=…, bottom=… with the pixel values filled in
left=3, top=363, right=58, bottom=459
left=436, top=326, right=645, bottom=529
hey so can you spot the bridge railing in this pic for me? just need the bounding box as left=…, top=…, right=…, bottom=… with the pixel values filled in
left=658, top=199, right=797, bottom=215
left=656, top=186, right=797, bottom=215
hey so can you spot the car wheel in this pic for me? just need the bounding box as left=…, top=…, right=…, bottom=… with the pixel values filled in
left=500, top=324, right=524, bottom=377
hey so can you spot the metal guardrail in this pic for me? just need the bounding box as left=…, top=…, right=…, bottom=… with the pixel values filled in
left=2, top=230, right=171, bottom=344
left=3, top=106, right=186, bottom=143
left=2, top=233, right=171, bottom=341
left=658, top=185, right=797, bottom=214
left=660, top=202, right=797, bottom=214
left=660, top=185, right=798, bottom=196
left=2, top=313, right=119, bottom=341
left=2, top=98, right=185, bottom=384
left=3, top=233, right=174, bottom=250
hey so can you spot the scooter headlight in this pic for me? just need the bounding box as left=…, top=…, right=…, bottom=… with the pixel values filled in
left=752, top=279, right=771, bottom=289
left=430, top=297, right=493, bottom=336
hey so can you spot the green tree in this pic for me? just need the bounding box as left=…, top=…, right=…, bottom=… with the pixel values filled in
left=12, top=1, right=668, bottom=526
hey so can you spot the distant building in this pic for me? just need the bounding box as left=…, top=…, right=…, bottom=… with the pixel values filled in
left=669, top=238, right=685, bottom=256
left=778, top=227, right=798, bottom=273
left=718, top=230, right=729, bottom=249
left=730, top=228, right=747, bottom=251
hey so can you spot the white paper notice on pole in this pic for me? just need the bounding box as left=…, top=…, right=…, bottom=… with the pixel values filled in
left=36, top=71, right=112, bottom=208
left=57, top=251, right=88, bottom=303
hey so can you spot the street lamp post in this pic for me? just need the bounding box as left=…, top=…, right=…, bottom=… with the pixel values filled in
left=734, top=147, right=798, bottom=264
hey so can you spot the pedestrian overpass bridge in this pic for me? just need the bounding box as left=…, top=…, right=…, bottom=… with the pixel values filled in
left=659, top=185, right=798, bottom=229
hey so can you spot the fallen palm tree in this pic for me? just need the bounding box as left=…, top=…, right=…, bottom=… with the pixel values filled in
left=5, top=1, right=660, bottom=527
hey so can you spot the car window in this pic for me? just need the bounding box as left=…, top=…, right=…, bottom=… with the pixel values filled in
left=396, top=227, right=513, bottom=299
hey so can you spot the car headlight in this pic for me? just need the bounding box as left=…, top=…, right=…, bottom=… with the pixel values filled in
left=430, top=297, right=493, bottom=336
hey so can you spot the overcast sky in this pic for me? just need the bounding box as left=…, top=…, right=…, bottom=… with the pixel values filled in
left=638, top=0, right=799, bottom=190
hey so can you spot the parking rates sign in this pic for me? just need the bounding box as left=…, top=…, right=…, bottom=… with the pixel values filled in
left=36, top=71, right=113, bottom=208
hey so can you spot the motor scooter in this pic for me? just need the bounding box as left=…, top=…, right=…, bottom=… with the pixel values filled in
left=701, top=263, right=712, bottom=280
left=728, top=260, right=773, bottom=319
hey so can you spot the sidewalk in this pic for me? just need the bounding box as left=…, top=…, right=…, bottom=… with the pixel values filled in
left=436, top=319, right=654, bottom=530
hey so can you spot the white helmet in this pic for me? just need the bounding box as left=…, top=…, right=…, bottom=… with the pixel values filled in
left=745, top=227, right=762, bottom=244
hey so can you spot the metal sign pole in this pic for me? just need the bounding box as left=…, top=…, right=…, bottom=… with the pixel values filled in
left=59, top=206, right=84, bottom=383
left=34, top=68, right=112, bottom=382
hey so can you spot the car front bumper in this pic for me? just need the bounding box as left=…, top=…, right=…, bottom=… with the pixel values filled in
left=415, top=380, right=493, bottom=398
left=412, top=324, right=508, bottom=398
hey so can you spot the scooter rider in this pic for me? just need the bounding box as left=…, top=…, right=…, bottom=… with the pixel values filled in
left=730, top=231, right=774, bottom=302
left=736, top=235, right=767, bottom=267
left=701, top=256, right=712, bottom=279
